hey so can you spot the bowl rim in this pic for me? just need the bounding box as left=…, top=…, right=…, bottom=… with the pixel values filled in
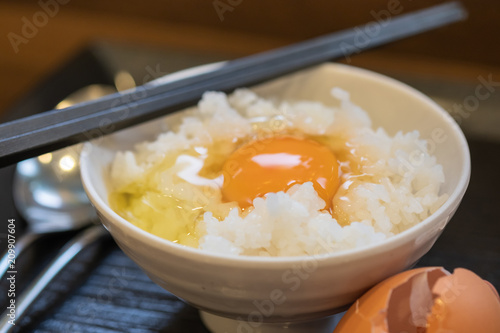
left=80, top=62, right=471, bottom=267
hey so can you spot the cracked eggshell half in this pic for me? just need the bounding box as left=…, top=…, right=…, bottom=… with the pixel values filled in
left=333, top=267, right=500, bottom=333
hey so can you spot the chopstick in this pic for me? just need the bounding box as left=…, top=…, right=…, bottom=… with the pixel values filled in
left=0, top=2, right=467, bottom=167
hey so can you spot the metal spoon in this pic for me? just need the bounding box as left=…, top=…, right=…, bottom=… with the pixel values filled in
left=0, top=85, right=116, bottom=332
left=0, top=225, right=108, bottom=333
left=0, top=85, right=115, bottom=279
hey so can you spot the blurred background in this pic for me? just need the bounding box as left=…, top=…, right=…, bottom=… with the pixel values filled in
left=0, top=1, right=499, bottom=332
left=0, top=1, right=499, bottom=129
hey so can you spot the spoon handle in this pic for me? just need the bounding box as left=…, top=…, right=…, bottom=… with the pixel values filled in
left=0, top=231, right=42, bottom=280
left=0, top=225, right=109, bottom=333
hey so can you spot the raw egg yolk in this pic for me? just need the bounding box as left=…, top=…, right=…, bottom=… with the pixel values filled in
left=221, top=136, right=339, bottom=210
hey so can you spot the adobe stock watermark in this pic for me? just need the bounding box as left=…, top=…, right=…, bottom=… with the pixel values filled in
left=165, top=113, right=287, bottom=214
left=397, top=73, right=499, bottom=175
left=73, top=265, right=135, bottom=325
left=341, top=0, right=406, bottom=63
left=448, top=73, right=500, bottom=125
left=30, top=62, right=170, bottom=184
left=213, top=0, right=243, bottom=22
left=7, top=0, right=71, bottom=54
left=236, top=257, right=319, bottom=333
left=54, top=63, right=170, bottom=176
left=236, top=234, right=341, bottom=333
left=411, top=280, right=468, bottom=330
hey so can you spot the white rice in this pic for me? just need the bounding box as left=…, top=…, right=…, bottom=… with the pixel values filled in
left=110, top=88, right=447, bottom=257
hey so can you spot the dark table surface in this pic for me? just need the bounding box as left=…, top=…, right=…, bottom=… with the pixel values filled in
left=0, top=44, right=499, bottom=333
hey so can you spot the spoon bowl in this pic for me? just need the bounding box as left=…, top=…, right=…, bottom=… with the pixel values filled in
left=13, top=144, right=94, bottom=233
left=0, top=84, right=115, bottom=279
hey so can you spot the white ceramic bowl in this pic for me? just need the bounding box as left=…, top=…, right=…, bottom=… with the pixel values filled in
left=80, top=63, right=470, bottom=333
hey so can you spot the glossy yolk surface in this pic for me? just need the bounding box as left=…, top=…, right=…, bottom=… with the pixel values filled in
left=221, top=136, right=339, bottom=210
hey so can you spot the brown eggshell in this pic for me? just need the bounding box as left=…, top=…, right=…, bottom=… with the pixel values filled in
left=333, top=267, right=449, bottom=333
left=426, top=268, right=500, bottom=333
